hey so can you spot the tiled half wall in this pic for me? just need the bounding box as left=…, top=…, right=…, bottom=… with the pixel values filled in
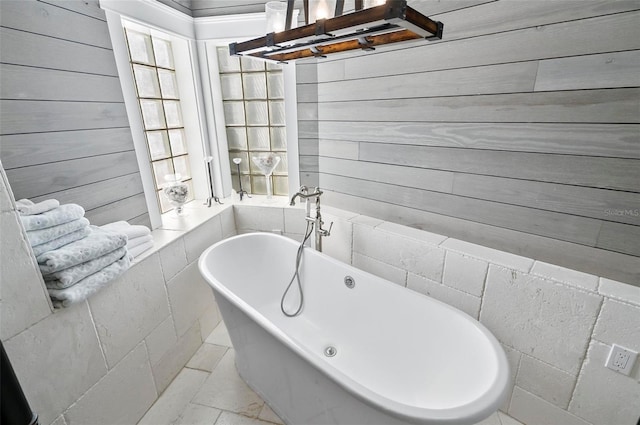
left=0, top=172, right=235, bottom=425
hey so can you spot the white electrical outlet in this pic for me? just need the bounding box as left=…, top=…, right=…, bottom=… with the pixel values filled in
left=605, top=344, right=638, bottom=376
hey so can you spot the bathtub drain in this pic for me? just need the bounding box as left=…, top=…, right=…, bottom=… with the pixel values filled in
left=344, top=276, right=355, bottom=289
left=324, top=346, right=337, bottom=357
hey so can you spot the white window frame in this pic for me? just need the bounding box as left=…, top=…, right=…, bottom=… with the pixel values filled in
left=103, top=0, right=209, bottom=228
left=122, top=21, right=198, bottom=213
left=102, top=0, right=301, bottom=228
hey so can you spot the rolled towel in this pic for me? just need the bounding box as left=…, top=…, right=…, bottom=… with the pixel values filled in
left=38, top=226, right=127, bottom=274
left=127, top=234, right=153, bottom=250
left=16, top=198, right=60, bottom=216
left=48, top=255, right=131, bottom=308
left=128, top=240, right=154, bottom=258
left=20, top=203, right=85, bottom=231
left=43, top=246, right=128, bottom=289
left=26, top=217, right=90, bottom=246
left=101, top=221, right=151, bottom=239
left=32, top=226, right=92, bottom=257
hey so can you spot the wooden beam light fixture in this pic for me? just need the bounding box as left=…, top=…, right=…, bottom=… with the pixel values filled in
left=229, top=0, right=443, bottom=62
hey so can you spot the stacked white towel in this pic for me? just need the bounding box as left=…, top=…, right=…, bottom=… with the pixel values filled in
left=17, top=199, right=131, bottom=308
left=101, top=221, right=154, bottom=258
left=16, top=198, right=60, bottom=216
left=42, top=226, right=130, bottom=308
left=17, top=200, right=91, bottom=255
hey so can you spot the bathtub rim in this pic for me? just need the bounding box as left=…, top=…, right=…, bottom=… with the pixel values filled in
left=198, top=232, right=511, bottom=425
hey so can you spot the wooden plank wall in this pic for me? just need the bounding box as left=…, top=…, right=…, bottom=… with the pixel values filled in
left=0, top=0, right=151, bottom=227
left=298, top=0, right=640, bottom=285
left=296, top=61, right=320, bottom=188
left=187, top=0, right=335, bottom=21
left=189, top=1, right=308, bottom=19
left=191, top=1, right=268, bottom=17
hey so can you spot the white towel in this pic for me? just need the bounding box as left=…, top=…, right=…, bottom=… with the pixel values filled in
left=26, top=217, right=90, bottom=247
left=32, top=226, right=92, bottom=257
left=43, top=247, right=128, bottom=289
left=38, top=226, right=127, bottom=274
left=20, top=204, right=85, bottom=231
left=127, top=234, right=153, bottom=250
left=48, top=255, right=131, bottom=308
left=101, top=221, right=151, bottom=239
left=128, top=240, right=154, bottom=258
left=16, top=198, right=60, bottom=216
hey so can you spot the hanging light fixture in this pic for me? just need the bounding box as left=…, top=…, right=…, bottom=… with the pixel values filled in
left=229, top=0, right=443, bottom=63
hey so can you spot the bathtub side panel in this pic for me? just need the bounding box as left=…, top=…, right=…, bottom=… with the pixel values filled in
left=214, top=291, right=412, bottom=425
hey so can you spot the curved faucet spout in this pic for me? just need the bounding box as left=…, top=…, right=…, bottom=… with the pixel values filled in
left=289, top=185, right=309, bottom=206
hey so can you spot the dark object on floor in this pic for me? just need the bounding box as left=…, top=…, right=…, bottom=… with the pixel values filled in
left=1, top=340, right=39, bottom=425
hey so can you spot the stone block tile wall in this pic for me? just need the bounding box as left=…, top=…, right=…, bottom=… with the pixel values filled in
left=315, top=206, right=640, bottom=425
left=234, top=202, right=307, bottom=242
left=0, top=169, right=235, bottom=425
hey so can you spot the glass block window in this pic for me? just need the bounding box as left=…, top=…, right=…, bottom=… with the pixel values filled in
left=217, top=46, right=288, bottom=196
left=125, top=28, right=194, bottom=213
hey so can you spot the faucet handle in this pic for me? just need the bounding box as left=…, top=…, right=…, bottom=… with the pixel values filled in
left=320, top=221, right=333, bottom=237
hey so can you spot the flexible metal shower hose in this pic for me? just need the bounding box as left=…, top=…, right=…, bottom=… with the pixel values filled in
left=280, top=221, right=315, bottom=317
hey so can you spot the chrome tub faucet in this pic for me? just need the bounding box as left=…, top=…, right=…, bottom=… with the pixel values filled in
left=290, top=186, right=332, bottom=252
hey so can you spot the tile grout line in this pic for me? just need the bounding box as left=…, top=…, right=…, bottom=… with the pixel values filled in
left=515, top=386, right=594, bottom=425
left=566, top=295, right=606, bottom=414
left=142, top=340, right=160, bottom=398
left=518, top=351, right=578, bottom=378
left=349, top=221, right=354, bottom=265
left=476, top=262, right=491, bottom=321
left=135, top=341, right=160, bottom=424
left=58, top=303, right=108, bottom=425
left=85, top=299, right=109, bottom=371
left=177, top=363, right=217, bottom=425
left=497, top=410, right=505, bottom=425
left=508, top=351, right=524, bottom=416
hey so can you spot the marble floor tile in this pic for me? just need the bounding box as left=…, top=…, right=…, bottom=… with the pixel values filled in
left=191, top=349, right=264, bottom=418
left=187, top=343, right=228, bottom=372
left=257, top=404, right=284, bottom=424
left=214, top=411, right=275, bottom=425
left=138, top=368, right=209, bottom=425
left=499, top=411, right=525, bottom=425
left=205, top=321, right=233, bottom=347
left=476, top=412, right=502, bottom=425
left=172, top=403, right=221, bottom=425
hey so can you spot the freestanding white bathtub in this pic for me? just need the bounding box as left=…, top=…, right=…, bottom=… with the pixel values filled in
left=199, top=233, right=510, bottom=425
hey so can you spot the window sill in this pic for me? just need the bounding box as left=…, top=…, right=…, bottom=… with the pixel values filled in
left=131, top=194, right=292, bottom=264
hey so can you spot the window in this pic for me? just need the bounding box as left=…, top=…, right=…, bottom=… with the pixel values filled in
left=124, top=26, right=194, bottom=213
left=104, top=2, right=300, bottom=227
left=217, top=46, right=288, bottom=196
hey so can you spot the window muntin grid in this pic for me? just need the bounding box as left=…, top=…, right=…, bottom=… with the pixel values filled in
left=125, top=28, right=193, bottom=213
left=217, top=46, right=288, bottom=196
